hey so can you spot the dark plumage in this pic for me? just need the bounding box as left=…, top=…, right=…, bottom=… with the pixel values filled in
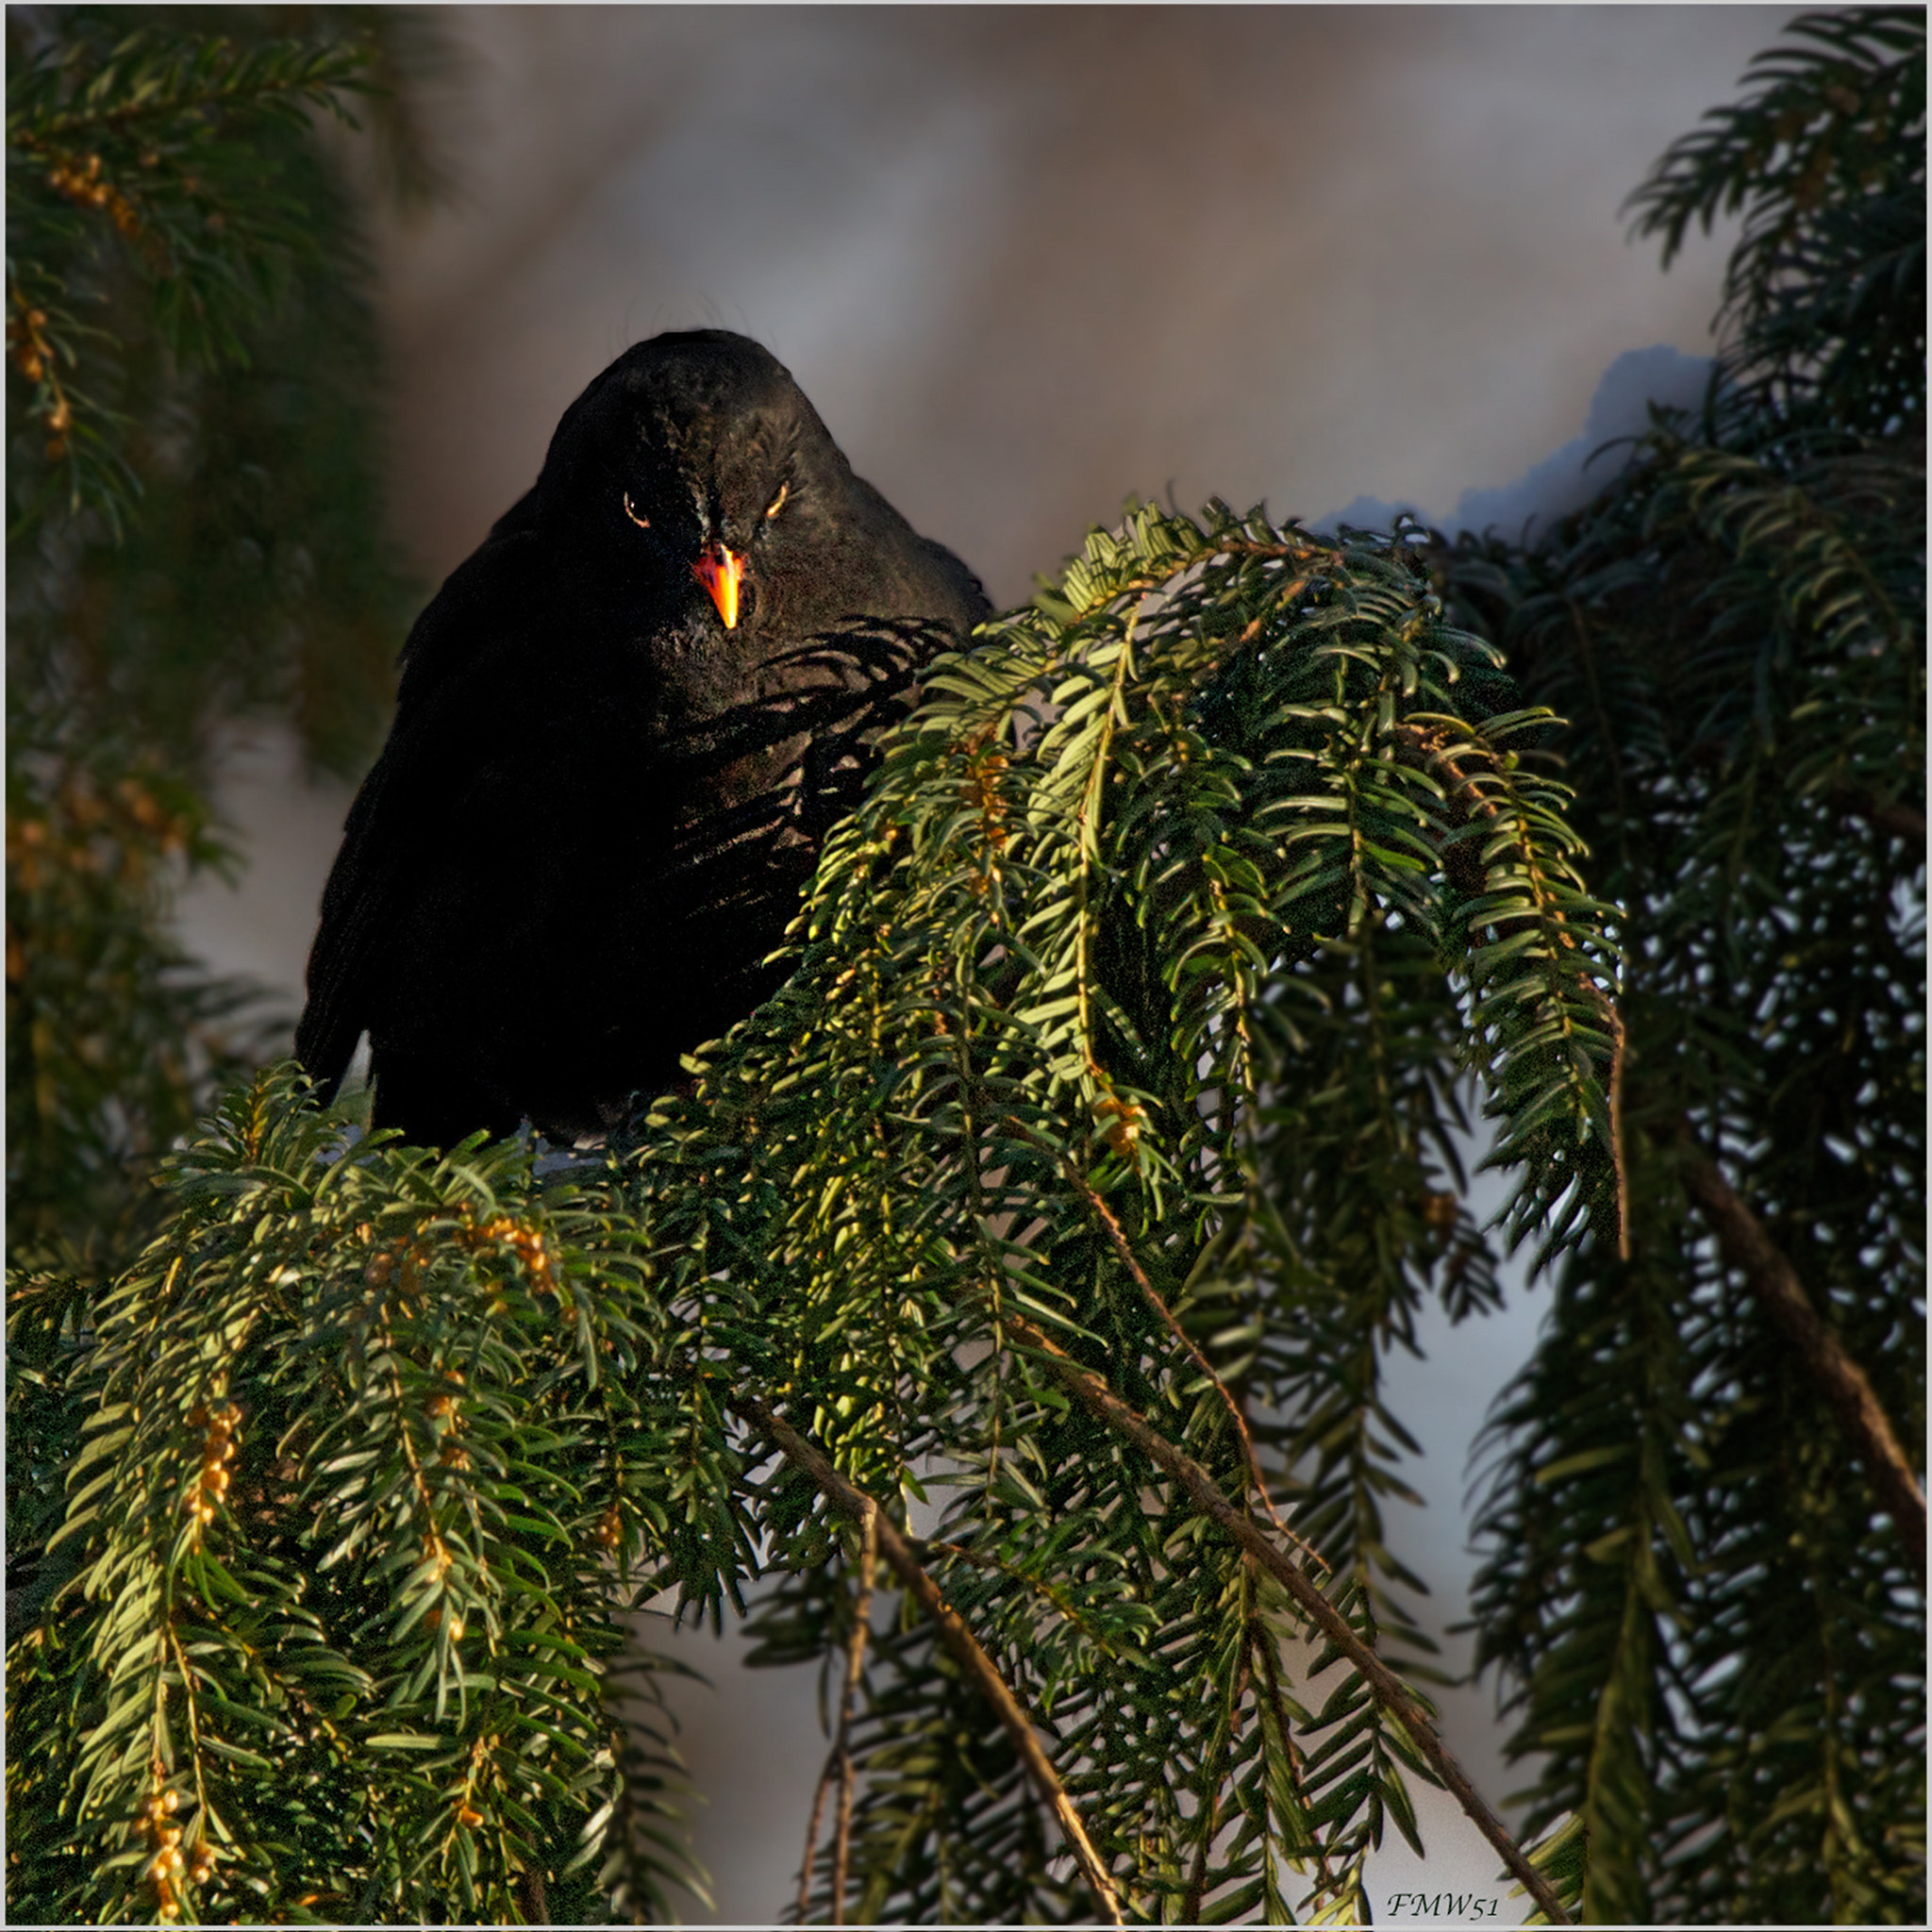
left=297, top=330, right=989, bottom=1145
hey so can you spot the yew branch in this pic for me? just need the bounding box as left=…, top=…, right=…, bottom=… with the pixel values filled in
left=1675, top=1138, right=1925, bottom=1587
left=997, top=1311, right=1574, bottom=1927
left=733, top=1395, right=1125, bottom=1927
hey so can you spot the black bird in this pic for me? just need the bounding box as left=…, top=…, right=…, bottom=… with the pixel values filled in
left=296, top=330, right=989, bottom=1146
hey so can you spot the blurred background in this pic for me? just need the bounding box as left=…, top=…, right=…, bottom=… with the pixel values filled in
left=179, top=4, right=1785, bottom=1045
left=23, top=4, right=1794, bottom=1921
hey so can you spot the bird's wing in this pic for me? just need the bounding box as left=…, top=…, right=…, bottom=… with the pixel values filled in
left=294, top=528, right=543, bottom=1097
left=917, top=535, right=992, bottom=626
left=293, top=736, right=409, bottom=1095
left=843, top=474, right=993, bottom=631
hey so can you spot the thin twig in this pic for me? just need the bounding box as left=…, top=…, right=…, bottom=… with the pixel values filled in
left=1673, top=1130, right=1926, bottom=1587
left=1826, top=781, right=1925, bottom=850
left=1182, top=1624, right=1254, bottom=1922
left=1390, top=719, right=1628, bottom=1254
left=1578, top=983, right=1630, bottom=1260
left=734, top=1395, right=1126, bottom=1928
left=515, top=1868, right=549, bottom=1925
left=1010, top=1117, right=1330, bottom=1575
left=996, top=1311, right=1574, bottom=1927
left=793, top=1497, right=876, bottom=1927
left=795, top=1761, right=832, bottom=1927
left=921, top=1537, right=1114, bottom=1647
left=830, top=1502, right=876, bottom=1925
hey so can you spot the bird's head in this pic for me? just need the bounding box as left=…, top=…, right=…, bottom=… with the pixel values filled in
left=536, top=329, right=848, bottom=637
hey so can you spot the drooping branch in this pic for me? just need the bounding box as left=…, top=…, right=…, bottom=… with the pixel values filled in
left=996, top=1311, right=1575, bottom=1927
left=1390, top=719, right=1629, bottom=1255
left=732, top=1395, right=1126, bottom=1928
left=1674, top=1137, right=1926, bottom=1587
left=1006, top=1117, right=1328, bottom=1573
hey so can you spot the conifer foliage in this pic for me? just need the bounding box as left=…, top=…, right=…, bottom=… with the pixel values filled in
left=6, top=8, right=1922, bottom=1928
left=11, top=505, right=1618, bottom=1923
left=7, top=8, right=414, bottom=1271
left=1441, top=9, right=1924, bottom=1923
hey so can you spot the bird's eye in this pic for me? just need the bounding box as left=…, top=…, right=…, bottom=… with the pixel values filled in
left=764, top=482, right=789, bottom=521
left=622, top=491, right=650, bottom=529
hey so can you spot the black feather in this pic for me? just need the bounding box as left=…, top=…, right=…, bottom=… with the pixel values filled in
left=296, top=330, right=988, bottom=1144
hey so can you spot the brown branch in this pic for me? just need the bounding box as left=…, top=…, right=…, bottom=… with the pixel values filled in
left=1006, top=1117, right=1329, bottom=1574
left=995, top=1311, right=1575, bottom=1927
left=1674, top=1138, right=1926, bottom=1587
left=831, top=1502, right=875, bottom=1923
left=733, top=1396, right=1126, bottom=1927
left=920, top=1537, right=1115, bottom=1647
left=14, top=63, right=367, bottom=150
left=1826, top=782, right=1926, bottom=852
left=1183, top=1625, right=1255, bottom=1923
left=1579, top=982, right=1631, bottom=1260
left=515, top=1868, right=548, bottom=1926
left=1671, top=736, right=1925, bottom=856
left=795, top=1500, right=877, bottom=1926
left=795, top=1755, right=832, bottom=1927
left=1391, top=719, right=1629, bottom=1255
left=1390, top=721, right=1499, bottom=900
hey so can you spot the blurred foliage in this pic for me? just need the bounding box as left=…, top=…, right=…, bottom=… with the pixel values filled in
left=7, top=7, right=424, bottom=1270
left=5, top=8, right=1923, bottom=1929
left=1435, top=9, right=1925, bottom=1924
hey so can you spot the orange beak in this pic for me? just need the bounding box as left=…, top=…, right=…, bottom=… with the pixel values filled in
left=692, top=543, right=743, bottom=629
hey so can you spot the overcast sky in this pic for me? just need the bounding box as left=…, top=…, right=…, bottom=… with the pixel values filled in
left=177, top=7, right=1795, bottom=1921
